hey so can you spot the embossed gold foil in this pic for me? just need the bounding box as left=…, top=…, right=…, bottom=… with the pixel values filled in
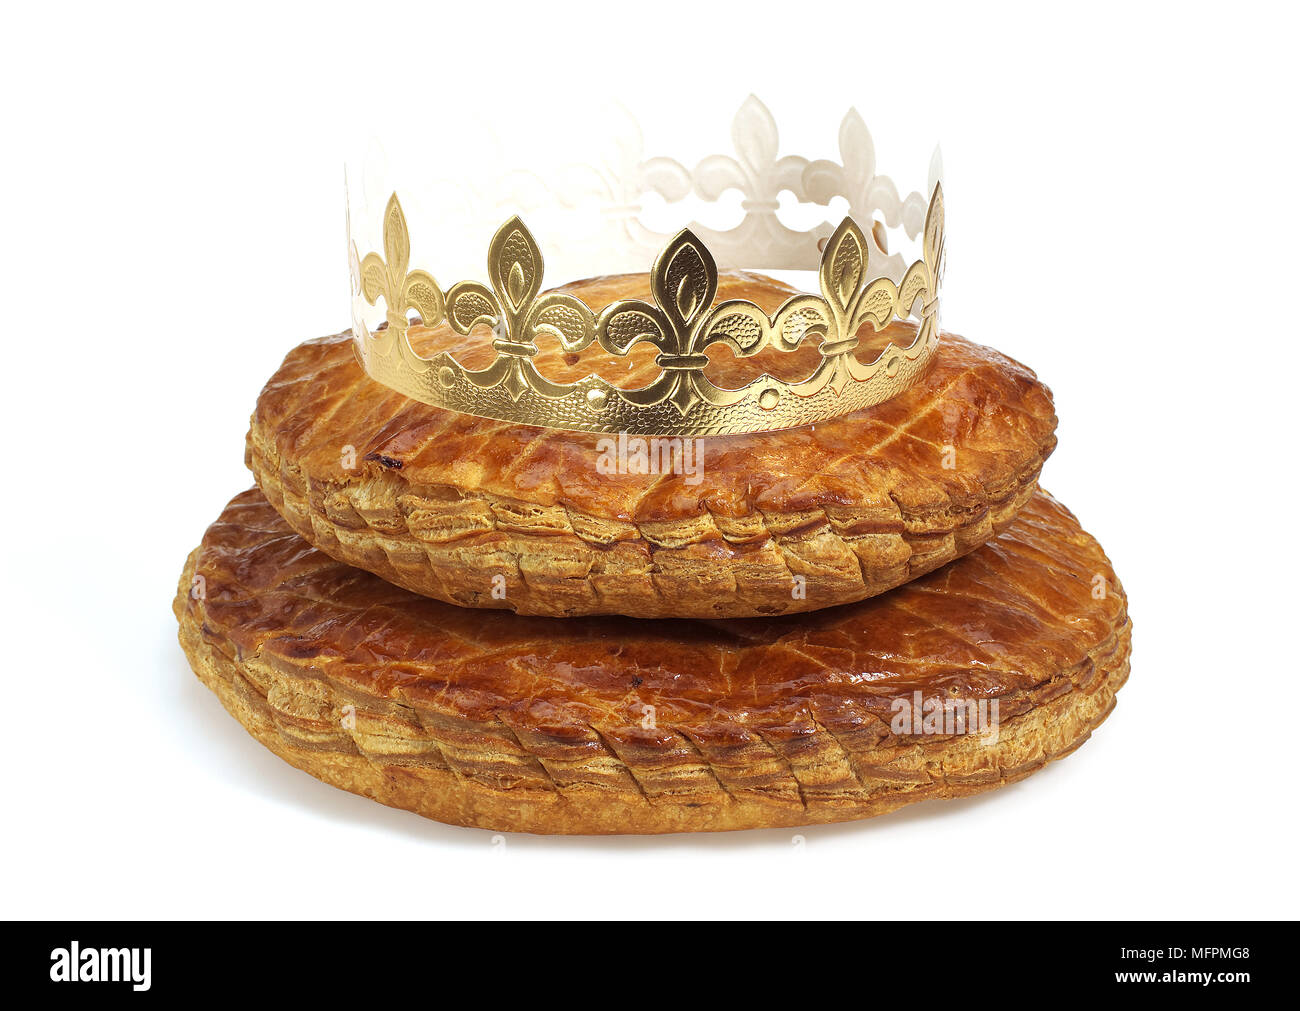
left=349, top=186, right=943, bottom=437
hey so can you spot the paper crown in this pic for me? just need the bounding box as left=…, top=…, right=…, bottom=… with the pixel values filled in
left=347, top=97, right=945, bottom=437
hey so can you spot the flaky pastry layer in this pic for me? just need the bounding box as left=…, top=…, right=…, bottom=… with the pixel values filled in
left=248, top=271, right=1057, bottom=618
left=175, top=488, right=1129, bottom=834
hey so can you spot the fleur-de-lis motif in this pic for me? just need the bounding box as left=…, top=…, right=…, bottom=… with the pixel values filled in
left=595, top=229, right=718, bottom=416
left=691, top=186, right=944, bottom=400
left=911, top=181, right=945, bottom=334
left=810, top=188, right=943, bottom=391
left=685, top=94, right=824, bottom=269
left=804, top=109, right=902, bottom=226
left=357, top=193, right=445, bottom=342
left=445, top=216, right=594, bottom=401
left=803, top=109, right=938, bottom=282
left=347, top=168, right=944, bottom=434
left=687, top=215, right=889, bottom=397
left=693, top=95, right=807, bottom=210
left=590, top=187, right=945, bottom=418
left=821, top=217, right=893, bottom=334
left=923, top=181, right=945, bottom=290
left=815, top=216, right=901, bottom=392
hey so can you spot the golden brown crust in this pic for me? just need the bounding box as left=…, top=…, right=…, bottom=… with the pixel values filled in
left=175, top=488, right=1129, bottom=834
left=247, top=271, right=1057, bottom=618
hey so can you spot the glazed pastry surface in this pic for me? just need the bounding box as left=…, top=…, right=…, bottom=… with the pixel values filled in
left=175, top=487, right=1130, bottom=834
left=248, top=271, right=1058, bottom=618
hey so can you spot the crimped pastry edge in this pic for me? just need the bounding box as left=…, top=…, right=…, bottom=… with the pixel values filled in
left=246, top=426, right=1051, bottom=619
left=175, top=549, right=1130, bottom=835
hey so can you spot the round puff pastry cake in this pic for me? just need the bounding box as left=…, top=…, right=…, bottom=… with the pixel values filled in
left=175, top=487, right=1129, bottom=835
left=248, top=271, right=1058, bottom=619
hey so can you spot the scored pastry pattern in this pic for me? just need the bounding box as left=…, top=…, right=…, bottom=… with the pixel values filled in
left=176, top=491, right=1130, bottom=832
left=247, top=326, right=1059, bottom=619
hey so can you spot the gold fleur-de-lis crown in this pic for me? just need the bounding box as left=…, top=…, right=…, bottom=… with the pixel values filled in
left=348, top=101, right=944, bottom=437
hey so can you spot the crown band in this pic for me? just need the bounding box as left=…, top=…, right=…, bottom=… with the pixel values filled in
left=348, top=185, right=943, bottom=437
left=346, top=99, right=945, bottom=437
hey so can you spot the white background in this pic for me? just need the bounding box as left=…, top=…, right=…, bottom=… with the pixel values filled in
left=2, top=1, right=1297, bottom=919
